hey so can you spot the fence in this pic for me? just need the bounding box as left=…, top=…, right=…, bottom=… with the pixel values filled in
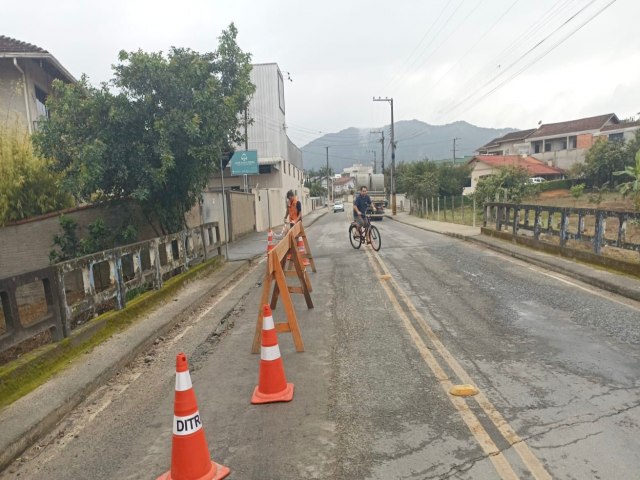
left=484, top=203, right=640, bottom=256
left=409, top=195, right=479, bottom=227
left=0, top=222, right=222, bottom=355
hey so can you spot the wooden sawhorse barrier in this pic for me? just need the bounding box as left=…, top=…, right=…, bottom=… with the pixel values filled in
left=251, top=221, right=316, bottom=353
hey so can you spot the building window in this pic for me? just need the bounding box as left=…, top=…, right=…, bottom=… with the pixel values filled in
left=544, top=141, right=551, bottom=152
left=35, top=86, right=48, bottom=119
left=568, top=136, right=577, bottom=149
left=532, top=141, right=542, bottom=154
left=609, top=132, right=624, bottom=142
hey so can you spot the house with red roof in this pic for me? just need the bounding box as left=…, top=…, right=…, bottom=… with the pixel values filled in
left=464, top=155, right=564, bottom=194
left=0, top=36, right=75, bottom=134
left=476, top=113, right=640, bottom=172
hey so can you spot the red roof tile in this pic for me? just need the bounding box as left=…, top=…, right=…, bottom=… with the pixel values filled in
left=469, top=155, right=564, bottom=175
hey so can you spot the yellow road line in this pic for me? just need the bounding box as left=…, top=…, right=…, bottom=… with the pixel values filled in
left=367, top=248, right=552, bottom=480
left=365, top=250, right=520, bottom=479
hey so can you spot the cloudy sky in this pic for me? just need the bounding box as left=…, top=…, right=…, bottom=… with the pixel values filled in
left=4, top=0, right=639, bottom=148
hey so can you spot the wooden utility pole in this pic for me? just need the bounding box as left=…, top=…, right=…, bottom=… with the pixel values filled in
left=373, top=97, right=396, bottom=215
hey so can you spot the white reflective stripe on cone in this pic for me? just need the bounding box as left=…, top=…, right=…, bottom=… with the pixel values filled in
left=261, top=344, right=281, bottom=361
left=173, top=411, right=203, bottom=435
left=263, top=315, right=275, bottom=331
left=175, top=371, right=193, bottom=391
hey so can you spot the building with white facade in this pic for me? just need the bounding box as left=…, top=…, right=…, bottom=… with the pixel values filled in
left=206, top=63, right=310, bottom=232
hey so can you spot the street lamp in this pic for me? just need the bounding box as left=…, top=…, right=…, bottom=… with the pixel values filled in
left=373, top=97, right=396, bottom=215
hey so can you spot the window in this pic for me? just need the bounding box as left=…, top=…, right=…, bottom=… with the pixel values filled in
left=35, top=86, right=48, bottom=119
left=609, top=132, right=624, bottom=142
left=568, top=136, right=577, bottom=149
left=544, top=142, right=551, bottom=152
left=532, top=141, right=542, bottom=154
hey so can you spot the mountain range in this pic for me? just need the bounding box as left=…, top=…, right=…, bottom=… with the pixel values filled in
left=300, top=119, right=517, bottom=173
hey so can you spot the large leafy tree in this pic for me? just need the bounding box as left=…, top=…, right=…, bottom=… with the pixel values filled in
left=472, top=166, right=531, bottom=206
left=396, top=160, right=472, bottom=199
left=34, top=24, right=254, bottom=234
left=584, top=137, right=628, bottom=188
left=0, top=125, right=73, bottom=225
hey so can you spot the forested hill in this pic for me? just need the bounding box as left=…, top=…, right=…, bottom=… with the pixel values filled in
left=301, top=119, right=516, bottom=172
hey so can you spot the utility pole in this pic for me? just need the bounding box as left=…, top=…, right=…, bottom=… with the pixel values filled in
left=244, top=107, right=249, bottom=192
left=325, top=146, right=330, bottom=206
left=367, top=149, right=377, bottom=173
left=373, top=97, right=396, bottom=215
left=452, top=137, right=461, bottom=164
left=370, top=129, right=385, bottom=176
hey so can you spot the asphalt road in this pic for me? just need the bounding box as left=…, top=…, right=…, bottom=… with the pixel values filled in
left=3, top=209, right=639, bottom=479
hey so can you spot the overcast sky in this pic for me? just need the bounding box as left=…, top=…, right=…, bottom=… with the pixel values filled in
left=4, top=0, right=639, bottom=149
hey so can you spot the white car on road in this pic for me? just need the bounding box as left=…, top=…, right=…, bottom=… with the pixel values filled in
left=333, top=201, right=344, bottom=213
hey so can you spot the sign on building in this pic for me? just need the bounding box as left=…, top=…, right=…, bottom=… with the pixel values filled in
left=230, top=150, right=259, bottom=175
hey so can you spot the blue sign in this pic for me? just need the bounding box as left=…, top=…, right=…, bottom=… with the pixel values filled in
left=230, top=150, right=258, bottom=175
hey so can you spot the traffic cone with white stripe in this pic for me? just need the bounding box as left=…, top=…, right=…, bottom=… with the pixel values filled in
left=297, top=237, right=311, bottom=266
left=156, top=353, right=230, bottom=480
left=251, top=305, right=294, bottom=404
left=266, top=229, right=274, bottom=256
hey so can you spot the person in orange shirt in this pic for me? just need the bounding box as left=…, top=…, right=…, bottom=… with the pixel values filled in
left=284, top=190, right=302, bottom=228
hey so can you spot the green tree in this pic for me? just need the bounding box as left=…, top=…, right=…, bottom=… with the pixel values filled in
left=309, top=182, right=326, bottom=197
left=0, top=125, right=73, bottom=225
left=614, top=149, right=640, bottom=211
left=584, top=138, right=627, bottom=187
left=435, top=163, right=473, bottom=196
left=473, top=166, right=531, bottom=206
left=34, top=23, right=254, bottom=235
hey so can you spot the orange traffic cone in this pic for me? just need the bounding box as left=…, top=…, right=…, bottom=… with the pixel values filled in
left=251, top=305, right=294, bottom=404
left=296, top=237, right=311, bottom=266
left=157, top=353, right=230, bottom=480
left=266, top=229, right=274, bottom=256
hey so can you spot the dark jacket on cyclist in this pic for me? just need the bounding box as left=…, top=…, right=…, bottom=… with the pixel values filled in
left=353, top=190, right=372, bottom=226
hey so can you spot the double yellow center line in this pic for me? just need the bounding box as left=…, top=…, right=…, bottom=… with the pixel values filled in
left=365, top=247, right=552, bottom=480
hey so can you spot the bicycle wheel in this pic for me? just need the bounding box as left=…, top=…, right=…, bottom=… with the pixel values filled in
left=369, top=225, right=381, bottom=251
left=349, top=224, right=362, bottom=249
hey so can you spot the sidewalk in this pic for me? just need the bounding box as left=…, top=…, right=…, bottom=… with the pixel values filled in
left=227, top=207, right=328, bottom=261
left=0, top=207, right=329, bottom=472
left=388, top=211, right=640, bottom=303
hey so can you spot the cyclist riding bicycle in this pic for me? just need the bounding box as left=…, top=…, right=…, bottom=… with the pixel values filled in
left=353, top=185, right=372, bottom=237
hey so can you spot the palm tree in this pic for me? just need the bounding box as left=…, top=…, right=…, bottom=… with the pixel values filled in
left=614, top=149, right=640, bottom=211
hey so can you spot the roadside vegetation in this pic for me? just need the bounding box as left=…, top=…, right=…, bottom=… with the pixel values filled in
left=34, top=24, right=254, bottom=239
left=0, top=124, right=74, bottom=226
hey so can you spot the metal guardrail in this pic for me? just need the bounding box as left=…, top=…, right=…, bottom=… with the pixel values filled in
left=483, top=203, right=640, bottom=255
left=0, top=222, right=222, bottom=354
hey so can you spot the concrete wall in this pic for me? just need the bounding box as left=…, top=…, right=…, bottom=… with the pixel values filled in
left=228, top=192, right=255, bottom=240
left=0, top=58, right=61, bottom=133
left=0, top=60, right=28, bottom=131
left=0, top=202, right=160, bottom=279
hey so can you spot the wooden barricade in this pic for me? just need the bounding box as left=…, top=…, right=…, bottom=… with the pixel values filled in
left=252, top=222, right=316, bottom=353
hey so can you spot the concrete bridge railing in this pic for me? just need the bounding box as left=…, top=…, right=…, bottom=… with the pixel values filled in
left=0, top=222, right=222, bottom=354
left=484, top=202, right=640, bottom=255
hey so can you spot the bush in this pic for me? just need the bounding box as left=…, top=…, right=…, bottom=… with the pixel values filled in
left=0, top=124, right=73, bottom=225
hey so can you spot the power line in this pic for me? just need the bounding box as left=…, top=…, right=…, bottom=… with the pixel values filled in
left=439, top=0, right=601, bottom=117
left=444, top=0, right=618, bottom=118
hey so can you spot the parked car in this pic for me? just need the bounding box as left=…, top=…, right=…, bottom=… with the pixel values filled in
left=333, top=201, right=344, bottom=213
left=529, top=177, right=546, bottom=184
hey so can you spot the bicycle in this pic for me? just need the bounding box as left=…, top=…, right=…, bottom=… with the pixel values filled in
left=349, top=214, right=381, bottom=251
